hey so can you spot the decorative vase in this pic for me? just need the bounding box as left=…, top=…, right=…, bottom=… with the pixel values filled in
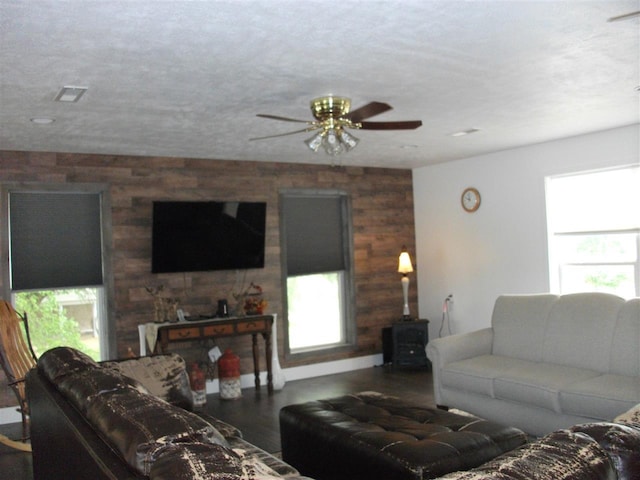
left=271, top=314, right=286, bottom=390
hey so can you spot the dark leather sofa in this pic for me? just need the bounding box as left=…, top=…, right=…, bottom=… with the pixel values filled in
left=28, top=364, right=142, bottom=479
left=437, top=420, right=640, bottom=479
left=26, top=347, right=309, bottom=480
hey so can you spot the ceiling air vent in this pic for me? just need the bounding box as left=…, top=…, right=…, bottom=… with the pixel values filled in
left=54, top=86, right=88, bottom=103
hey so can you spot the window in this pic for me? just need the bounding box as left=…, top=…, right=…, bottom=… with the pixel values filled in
left=280, top=191, right=354, bottom=353
left=546, top=166, right=639, bottom=299
left=1, top=185, right=113, bottom=360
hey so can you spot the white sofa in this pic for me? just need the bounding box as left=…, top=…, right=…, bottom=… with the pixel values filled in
left=426, top=292, right=640, bottom=437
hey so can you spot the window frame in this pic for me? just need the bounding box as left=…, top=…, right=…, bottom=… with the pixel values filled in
left=1, top=182, right=116, bottom=359
left=279, top=189, right=356, bottom=358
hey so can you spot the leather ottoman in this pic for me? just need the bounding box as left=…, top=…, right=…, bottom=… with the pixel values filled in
left=279, top=391, right=527, bottom=480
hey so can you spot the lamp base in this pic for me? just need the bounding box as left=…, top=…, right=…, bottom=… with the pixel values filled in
left=401, top=275, right=411, bottom=320
left=400, top=315, right=413, bottom=322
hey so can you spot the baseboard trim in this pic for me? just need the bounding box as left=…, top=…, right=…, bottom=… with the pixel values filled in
left=0, top=354, right=384, bottom=424
left=208, top=353, right=383, bottom=393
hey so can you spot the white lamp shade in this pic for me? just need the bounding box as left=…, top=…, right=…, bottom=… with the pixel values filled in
left=398, top=251, right=413, bottom=274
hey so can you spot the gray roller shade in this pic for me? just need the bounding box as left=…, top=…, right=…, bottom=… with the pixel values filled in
left=282, top=194, right=346, bottom=276
left=9, top=192, right=103, bottom=290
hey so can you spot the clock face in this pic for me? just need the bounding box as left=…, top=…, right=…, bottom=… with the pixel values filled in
left=461, top=187, right=481, bottom=212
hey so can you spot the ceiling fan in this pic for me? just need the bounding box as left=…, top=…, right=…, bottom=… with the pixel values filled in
left=250, top=96, right=422, bottom=156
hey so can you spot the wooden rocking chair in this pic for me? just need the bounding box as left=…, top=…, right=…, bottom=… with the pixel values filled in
left=0, top=300, right=37, bottom=452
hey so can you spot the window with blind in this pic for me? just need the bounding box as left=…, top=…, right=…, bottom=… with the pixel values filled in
left=546, top=166, right=639, bottom=298
left=9, top=192, right=103, bottom=290
left=2, top=185, right=112, bottom=360
left=280, top=191, right=355, bottom=353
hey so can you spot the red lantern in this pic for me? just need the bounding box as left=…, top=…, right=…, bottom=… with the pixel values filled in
left=218, top=349, right=240, bottom=378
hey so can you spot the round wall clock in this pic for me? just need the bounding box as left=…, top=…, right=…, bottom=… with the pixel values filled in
left=461, top=187, right=481, bottom=212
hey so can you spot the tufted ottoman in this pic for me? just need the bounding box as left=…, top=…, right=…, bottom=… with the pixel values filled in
left=279, top=391, right=527, bottom=480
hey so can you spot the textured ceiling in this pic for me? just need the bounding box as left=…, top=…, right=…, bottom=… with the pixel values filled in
left=1, top=0, right=638, bottom=169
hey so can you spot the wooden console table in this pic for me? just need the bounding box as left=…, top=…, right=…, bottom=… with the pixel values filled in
left=147, top=315, right=274, bottom=393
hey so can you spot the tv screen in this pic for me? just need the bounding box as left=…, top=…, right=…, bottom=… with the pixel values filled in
left=152, top=201, right=266, bottom=273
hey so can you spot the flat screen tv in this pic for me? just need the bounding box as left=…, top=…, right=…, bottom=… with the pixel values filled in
left=152, top=201, right=266, bottom=273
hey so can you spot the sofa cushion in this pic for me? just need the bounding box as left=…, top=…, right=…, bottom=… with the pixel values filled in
left=491, top=294, right=557, bottom=362
left=226, top=436, right=302, bottom=478
left=541, top=293, right=624, bottom=372
left=86, top=388, right=228, bottom=475
left=493, top=362, right=599, bottom=412
left=560, top=374, right=640, bottom=421
left=435, top=429, right=616, bottom=480
left=103, top=354, right=193, bottom=410
left=442, top=355, right=532, bottom=398
left=148, top=442, right=284, bottom=480
left=56, top=367, right=149, bottom=414
left=38, top=346, right=98, bottom=382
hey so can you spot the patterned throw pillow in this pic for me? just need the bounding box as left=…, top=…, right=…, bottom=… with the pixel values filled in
left=103, top=354, right=193, bottom=410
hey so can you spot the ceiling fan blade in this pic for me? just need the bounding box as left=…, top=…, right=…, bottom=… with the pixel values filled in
left=256, top=114, right=311, bottom=124
left=249, top=126, right=316, bottom=141
left=345, top=102, right=392, bottom=122
left=359, top=120, right=423, bottom=130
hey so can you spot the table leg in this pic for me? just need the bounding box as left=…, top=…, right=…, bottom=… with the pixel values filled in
left=252, top=333, right=260, bottom=390
left=158, top=334, right=168, bottom=354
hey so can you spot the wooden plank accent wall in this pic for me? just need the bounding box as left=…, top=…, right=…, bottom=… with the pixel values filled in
left=0, top=150, right=417, bottom=405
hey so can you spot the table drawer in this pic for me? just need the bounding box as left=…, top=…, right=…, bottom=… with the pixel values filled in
left=237, top=319, right=267, bottom=332
left=203, top=324, right=234, bottom=336
left=167, top=327, right=200, bottom=340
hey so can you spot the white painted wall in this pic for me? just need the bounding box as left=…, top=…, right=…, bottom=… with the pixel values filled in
left=413, top=124, right=639, bottom=341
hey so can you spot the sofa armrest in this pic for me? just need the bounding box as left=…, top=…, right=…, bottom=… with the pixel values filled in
left=426, top=328, right=493, bottom=406
left=427, top=328, right=494, bottom=367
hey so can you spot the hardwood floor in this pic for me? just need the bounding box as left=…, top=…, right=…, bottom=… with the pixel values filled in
left=0, top=365, right=433, bottom=480
left=0, top=422, right=32, bottom=480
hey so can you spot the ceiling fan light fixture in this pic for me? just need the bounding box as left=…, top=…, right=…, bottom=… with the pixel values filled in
left=255, top=95, right=421, bottom=156
left=304, top=131, right=324, bottom=152
left=311, top=96, right=351, bottom=120
left=340, top=130, right=360, bottom=151
left=323, top=128, right=344, bottom=156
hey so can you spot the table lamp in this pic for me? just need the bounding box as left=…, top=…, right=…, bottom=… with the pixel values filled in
left=398, top=247, right=414, bottom=320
